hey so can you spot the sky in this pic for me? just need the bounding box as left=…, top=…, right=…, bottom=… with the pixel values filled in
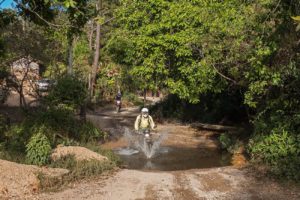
left=0, top=0, right=16, bottom=9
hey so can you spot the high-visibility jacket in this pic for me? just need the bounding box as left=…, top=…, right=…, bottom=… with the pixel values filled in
left=134, top=115, right=155, bottom=131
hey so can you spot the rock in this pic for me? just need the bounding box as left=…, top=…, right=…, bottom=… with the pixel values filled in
left=51, top=146, right=108, bottom=162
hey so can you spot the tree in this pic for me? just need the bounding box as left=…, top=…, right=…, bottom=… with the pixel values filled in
left=16, top=0, right=91, bottom=75
left=90, top=0, right=102, bottom=97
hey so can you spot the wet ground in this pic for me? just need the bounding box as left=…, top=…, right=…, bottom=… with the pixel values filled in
left=115, top=146, right=231, bottom=171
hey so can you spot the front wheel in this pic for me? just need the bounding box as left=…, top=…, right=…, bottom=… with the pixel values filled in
left=116, top=104, right=121, bottom=113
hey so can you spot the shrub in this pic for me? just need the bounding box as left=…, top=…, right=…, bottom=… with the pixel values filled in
left=26, top=127, right=52, bottom=166
left=0, top=114, right=8, bottom=140
left=46, top=76, right=87, bottom=110
left=23, top=108, right=106, bottom=145
left=151, top=93, right=247, bottom=124
left=4, top=124, right=30, bottom=152
left=248, top=130, right=300, bottom=181
left=218, top=133, right=244, bottom=154
left=78, top=121, right=108, bottom=143
left=219, top=133, right=233, bottom=150
left=122, top=92, right=143, bottom=106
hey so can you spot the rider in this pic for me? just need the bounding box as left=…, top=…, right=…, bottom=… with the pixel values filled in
left=115, top=91, right=122, bottom=101
left=134, top=108, right=156, bottom=133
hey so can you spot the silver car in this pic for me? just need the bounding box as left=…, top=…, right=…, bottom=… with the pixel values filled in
left=36, top=79, right=54, bottom=91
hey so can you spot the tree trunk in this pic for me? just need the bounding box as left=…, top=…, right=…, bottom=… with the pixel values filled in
left=143, top=88, right=146, bottom=107
left=90, top=0, right=102, bottom=97
left=67, top=37, right=74, bottom=75
left=89, top=20, right=94, bottom=51
left=19, top=87, right=27, bottom=109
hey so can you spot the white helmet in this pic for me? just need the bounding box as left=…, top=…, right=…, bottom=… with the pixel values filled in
left=141, top=108, right=149, bottom=113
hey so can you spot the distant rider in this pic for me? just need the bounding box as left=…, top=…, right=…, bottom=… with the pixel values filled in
left=115, top=91, right=122, bottom=102
left=134, top=108, right=156, bottom=132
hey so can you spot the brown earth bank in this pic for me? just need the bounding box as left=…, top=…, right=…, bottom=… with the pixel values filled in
left=0, top=159, right=69, bottom=200
left=51, top=146, right=108, bottom=162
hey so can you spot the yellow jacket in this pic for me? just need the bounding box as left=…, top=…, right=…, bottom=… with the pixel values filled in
left=134, top=115, right=155, bottom=131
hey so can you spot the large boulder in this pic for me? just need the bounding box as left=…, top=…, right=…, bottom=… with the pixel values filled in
left=0, top=159, right=69, bottom=199
left=51, top=146, right=108, bottom=162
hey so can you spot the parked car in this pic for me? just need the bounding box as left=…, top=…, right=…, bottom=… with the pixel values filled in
left=36, top=79, right=55, bottom=91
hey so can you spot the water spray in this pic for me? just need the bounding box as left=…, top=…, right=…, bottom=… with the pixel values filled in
left=122, top=127, right=168, bottom=159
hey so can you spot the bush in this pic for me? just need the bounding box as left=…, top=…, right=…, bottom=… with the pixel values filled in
left=4, top=124, right=30, bottom=152
left=122, top=92, right=143, bottom=106
left=151, top=93, right=247, bottom=124
left=21, top=108, right=106, bottom=145
left=0, top=114, right=8, bottom=139
left=218, top=133, right=244, bottom=154
left=219, top=133, right=233, bottom=150
left=78, top=121, right=107, bottom=143
left=26, top=127, right=52, bottom=166
left=248, top=130, right=300, bottom=181
left=46, top=76, right=87, bottom=110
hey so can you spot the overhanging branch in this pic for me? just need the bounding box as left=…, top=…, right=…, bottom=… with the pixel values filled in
left=212, top=64, right=238, bottom=85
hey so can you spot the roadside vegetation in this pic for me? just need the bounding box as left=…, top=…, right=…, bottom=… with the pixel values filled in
left=0, top=0, right=300, bottom=184
left=0, top=75, right=120, bottom=191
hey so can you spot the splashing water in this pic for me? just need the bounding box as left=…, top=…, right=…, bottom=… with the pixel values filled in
left=121, top=128, right=167, bottom=159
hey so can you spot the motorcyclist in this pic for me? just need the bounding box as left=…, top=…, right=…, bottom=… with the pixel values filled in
left=115, top=91, right=122, bottom=101
left=115, top=91, right=122, bottom=112
left=134, top=108, right=156, bottom=133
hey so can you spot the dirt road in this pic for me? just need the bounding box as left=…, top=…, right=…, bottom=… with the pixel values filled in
left=33, top=106, right=300, bottom=200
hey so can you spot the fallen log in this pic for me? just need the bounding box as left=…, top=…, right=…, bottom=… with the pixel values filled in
left=190, top=122, right=241, bottom=133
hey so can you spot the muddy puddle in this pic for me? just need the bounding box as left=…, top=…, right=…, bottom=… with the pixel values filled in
left=114, top=146, right=231, bottom=171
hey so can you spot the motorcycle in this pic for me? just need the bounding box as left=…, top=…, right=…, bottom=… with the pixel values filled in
left=116, top=100, right=121, bottom=113
left=139, top=129, right=153, bottom=153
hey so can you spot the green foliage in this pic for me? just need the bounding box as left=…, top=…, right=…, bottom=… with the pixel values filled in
left=1, top=107, right=106, bottom=160
left=78, top=121, right=108, bottom=143
left=151, top=94, right=246, bottom=124
left=26, top=108, right=106, bottom=144
left=108, top=0, right=283, bottom=103
left=4, top=124, right=31, bottom=152
left=219, top=133, right=233, bottom=150
left=248, top=130, right=300, bottom=181
left=26, top=128, right=52, bottom=166
left=95, top=63, right=121, bottom=102
left=73, top=37, right=92, bottom=78
left=0, top=114, right=8, bottom=136
left=47, top=76, right=87, bottom=109
left=122, top=92, right=143, bottom=106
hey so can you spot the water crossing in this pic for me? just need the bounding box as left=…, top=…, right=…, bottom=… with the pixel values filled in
left=113, top=127, right=231, bottom=171
left=117, top=128, right=168, bottom=159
